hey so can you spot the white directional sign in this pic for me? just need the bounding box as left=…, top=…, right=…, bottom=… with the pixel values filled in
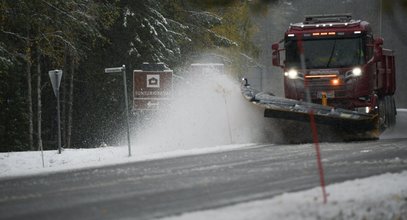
left=48, top=70, right=63, bottom=97
left=105, top=66, right=124, bottom=73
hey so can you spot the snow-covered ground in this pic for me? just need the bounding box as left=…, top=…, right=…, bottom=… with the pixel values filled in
left=162, top=171, right=407, bottom=220
left=0, top=144, right=255, bottom=179
left=1, top=144, right=406, bottom=220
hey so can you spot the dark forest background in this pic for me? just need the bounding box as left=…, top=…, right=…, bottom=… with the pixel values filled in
left=1, top=0, right=406, bottom=152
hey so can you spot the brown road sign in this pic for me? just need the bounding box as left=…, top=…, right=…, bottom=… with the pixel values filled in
left=133, top=99, right=171, bottom=110
left=133, top=70, right=173, bottom=110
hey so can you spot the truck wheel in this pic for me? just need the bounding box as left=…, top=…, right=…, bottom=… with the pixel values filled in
left=385, top=96, right=391, bottom=127
left=386, top=96, right=396, bottom=127
left=378, top=97, right=387, bottom=131
left=382, top=95, right=396, bottom=129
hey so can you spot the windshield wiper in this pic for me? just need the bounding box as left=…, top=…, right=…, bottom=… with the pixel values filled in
left=326, top=39, right=337, bottom=68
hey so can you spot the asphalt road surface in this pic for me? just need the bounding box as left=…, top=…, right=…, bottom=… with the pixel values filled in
left=1, top=137, right=407, bottom=220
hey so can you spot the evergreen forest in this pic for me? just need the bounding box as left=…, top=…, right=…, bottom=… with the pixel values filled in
left=0, top=0, right=274, bottom=151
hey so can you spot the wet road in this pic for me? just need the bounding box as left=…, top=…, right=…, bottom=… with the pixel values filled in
left=1, top=137, right=407, bottom=220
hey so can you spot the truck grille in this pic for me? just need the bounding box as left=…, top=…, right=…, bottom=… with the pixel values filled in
left=306, top=78, right=347, bottom=98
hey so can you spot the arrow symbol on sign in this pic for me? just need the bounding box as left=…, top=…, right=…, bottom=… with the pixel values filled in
left=147, top=101, right=159, bottom=107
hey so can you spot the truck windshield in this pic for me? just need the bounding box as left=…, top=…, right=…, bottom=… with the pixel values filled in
left=285, top=37, right=365, bottom=69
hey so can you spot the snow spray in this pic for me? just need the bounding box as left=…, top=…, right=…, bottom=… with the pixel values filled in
left=130, top=69, right=275, bottom=155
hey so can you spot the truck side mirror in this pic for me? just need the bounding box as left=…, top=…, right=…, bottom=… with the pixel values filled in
left=272, top=43, right=284, bottom=68
left=373, top=37, right=384, bottom=62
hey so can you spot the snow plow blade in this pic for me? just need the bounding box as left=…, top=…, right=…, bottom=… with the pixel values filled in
left=241, top=81, right=380, bottom=143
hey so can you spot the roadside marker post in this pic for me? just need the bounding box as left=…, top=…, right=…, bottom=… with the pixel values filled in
left=309, top=110, right=328, bottom=204
left=297, top=36, right=328, bottom=204
left=49, top=69, right=63, bottom=155
left=105, top=65, right=132, bottom=157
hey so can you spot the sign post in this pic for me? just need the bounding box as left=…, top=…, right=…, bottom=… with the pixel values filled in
left=48, top=69, right=63, bottom=154
left=105, top=65, right=132, bottom=157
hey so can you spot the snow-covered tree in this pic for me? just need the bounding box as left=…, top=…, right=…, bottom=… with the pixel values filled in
left=1, top=0, right=275, bottom=150
left=0, top=0, right=117, bottom=151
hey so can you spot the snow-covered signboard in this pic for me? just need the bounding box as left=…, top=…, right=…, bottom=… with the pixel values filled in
left=133, top=66, right=172, bottom=110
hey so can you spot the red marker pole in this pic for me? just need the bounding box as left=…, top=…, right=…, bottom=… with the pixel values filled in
left=309, top=110, right=328, bottom=204
left=297, top=35, right=328, bottom=204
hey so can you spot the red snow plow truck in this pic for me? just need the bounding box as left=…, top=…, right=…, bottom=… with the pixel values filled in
left=241, top=14, right=396, bottom=142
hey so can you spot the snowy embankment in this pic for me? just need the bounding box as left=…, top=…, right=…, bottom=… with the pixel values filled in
left=163, top=171, right=407, bottom=220
left=0, top=144, right=254, bottom=179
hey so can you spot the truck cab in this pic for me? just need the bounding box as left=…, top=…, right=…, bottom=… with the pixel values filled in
left=272, top=14, right=396, bottom=128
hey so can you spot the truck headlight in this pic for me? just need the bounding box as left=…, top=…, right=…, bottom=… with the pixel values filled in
left=352, top=67, right=362, bottom=76
left=285, top=69, right=298, bottom=79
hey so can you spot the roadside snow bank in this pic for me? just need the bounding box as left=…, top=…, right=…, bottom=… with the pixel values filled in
left=163, top=171, right=407, bottom=220
left=0, top=144, right=254, bottom=179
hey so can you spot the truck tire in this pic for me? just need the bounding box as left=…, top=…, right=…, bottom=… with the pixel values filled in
left=386, top=96, right=396, bottom=128
left=378, top=97, right=387, bottom=131
left=385, top=96, right=391, bottom=127
left=382, top=95, right=396, bottom=129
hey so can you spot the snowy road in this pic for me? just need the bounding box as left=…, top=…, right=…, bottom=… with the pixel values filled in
left=1, top=138, right=407, bottom=220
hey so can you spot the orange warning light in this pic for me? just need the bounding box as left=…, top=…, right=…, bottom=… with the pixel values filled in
left=331, top=78, right=340, bottom=86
